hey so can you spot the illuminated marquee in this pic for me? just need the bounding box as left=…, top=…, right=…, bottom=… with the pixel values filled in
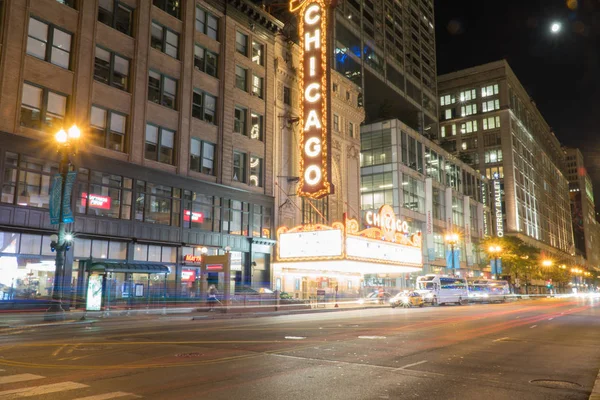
left=291, top=0, right=333, bottom=199
left=365, top=205, right=409, bottom=238
left=277, top=214, right=422, bottom=268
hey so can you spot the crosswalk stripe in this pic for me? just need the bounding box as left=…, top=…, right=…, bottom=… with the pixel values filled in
left=73, top=392, right=142, bottom=400
left=0, top=381, right=87, bottom=398
left=0, top=374, right=44, bottom=385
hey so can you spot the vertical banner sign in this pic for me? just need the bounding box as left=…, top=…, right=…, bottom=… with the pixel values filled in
left=463, top=196, right=473, bottom=266
left=493, top=179, right=504, bottom=237
left=425, top=178, right=435, bottom=261
left=445, top=187, right=453, bottom=231
left=291, top=0, right=334, bottom=198
left=477, top=203, right=485, bottom=238
left=49, top=174, right=62, bottom=225
left=50, top=172, right=77, bottom=225
left=62, top=171, right=77, bottom=223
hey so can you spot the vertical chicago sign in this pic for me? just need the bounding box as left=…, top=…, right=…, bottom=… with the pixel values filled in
left=290, top=0, right=334, bottom=198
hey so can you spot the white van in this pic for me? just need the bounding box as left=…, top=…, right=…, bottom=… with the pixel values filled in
left=416, top=275, right=469, bottom=305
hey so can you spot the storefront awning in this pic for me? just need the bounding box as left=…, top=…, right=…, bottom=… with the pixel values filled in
left=87, top=262, right=170, bottom=274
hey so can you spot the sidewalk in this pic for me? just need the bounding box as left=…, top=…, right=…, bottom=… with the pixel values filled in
left=0, top=301, right=389, bottom=329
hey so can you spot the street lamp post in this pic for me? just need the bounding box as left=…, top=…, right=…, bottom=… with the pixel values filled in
left=45, top=125, right=80, bottom=321
left=489, top=245, right=502, bottom=279
left=445, top=233, right=459, bottom=277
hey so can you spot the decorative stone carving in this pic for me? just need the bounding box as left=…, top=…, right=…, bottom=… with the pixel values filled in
left=347, top=144, right=359, bottom=159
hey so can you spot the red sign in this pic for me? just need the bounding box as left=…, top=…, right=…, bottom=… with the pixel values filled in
left=82, top=193, right=111, bottom=209
left=184, top=254, right=202, bottom=263
left=206, top=264, right=223, bottom=271
left=181, top=269, right=196, bottom=282
left=183, top=210, right=204, bottom=223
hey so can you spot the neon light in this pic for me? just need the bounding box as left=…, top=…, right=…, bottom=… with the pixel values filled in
left=292, top=0, right=333, bottom=199
left=82, top=193, right=111, bottom=210
left=184, top=254, right=202, bottom=263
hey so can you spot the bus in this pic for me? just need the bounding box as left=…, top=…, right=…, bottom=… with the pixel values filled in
left=416, top=275, right=469, bottom=306
left=468, top=280, right=510, bottom=303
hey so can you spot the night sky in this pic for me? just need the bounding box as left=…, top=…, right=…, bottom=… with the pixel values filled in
left=434, top=0, right=600, bottom=202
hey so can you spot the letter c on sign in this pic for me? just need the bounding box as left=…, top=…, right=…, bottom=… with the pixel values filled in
left=305, top=83, right=321, bottom=103
left=305, top=165, right=322, bottom=186
left=305, top=137, right=321, bottom=157
left=366, top=211, right=373, bottom=226
left=305, top=4, right=320, bottom=25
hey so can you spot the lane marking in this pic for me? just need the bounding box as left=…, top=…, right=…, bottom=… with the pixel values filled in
left=0, top=374, right=45, bottom=385
left=284, top=336, right=306, bottom=340
left=0, top=381, right=88, bottom=398
left=73, top=392, right=142, bottom=400
left=530, top=325, right=537, bottom=328
left=358, top=336, right=387, bottom=340
left=52, top=345, right=67, bottom=357
left=396, top=360, right=428, bottom=370
left=493, top=337, right=509, bottom=342
left=548, top=318, right=554, bottom=321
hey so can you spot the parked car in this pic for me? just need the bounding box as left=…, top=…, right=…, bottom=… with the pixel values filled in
left=390, top=291, right=424, bottom=308
left=357, top=291, right=392, bottom=305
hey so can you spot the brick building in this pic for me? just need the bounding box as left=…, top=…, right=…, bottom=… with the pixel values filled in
left=0, top=0, right=285, bottom=306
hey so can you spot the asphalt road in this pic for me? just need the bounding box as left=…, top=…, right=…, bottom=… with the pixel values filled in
left=1, top=298, right=599, bottom=400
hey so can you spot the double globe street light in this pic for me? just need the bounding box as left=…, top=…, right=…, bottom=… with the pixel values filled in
left=445, top=233, right=459, bottom=276
left=46, top=125, right=81, bottom=321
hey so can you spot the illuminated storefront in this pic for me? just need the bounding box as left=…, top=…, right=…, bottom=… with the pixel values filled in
left=274, top=207, right=423, bottom=299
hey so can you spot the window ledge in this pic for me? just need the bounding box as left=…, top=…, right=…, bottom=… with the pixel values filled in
left=143, top=158, right=177, bottom=173
left=188, top=170, right=217, bottom=183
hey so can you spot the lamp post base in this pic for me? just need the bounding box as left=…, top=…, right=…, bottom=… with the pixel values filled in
left=44, top=302, right=66, bottom=321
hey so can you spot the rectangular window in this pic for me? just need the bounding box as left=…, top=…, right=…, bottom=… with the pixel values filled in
left=459, top=89, right=476, bottom=102
left=333, top=114, right=340, bottom=131
left=148, top=71, right=177, bottom=110
left=196, top=7, right=219, bottom=40
left=482, top=116, right=501, bottom=130
left=252, top=41, right=264, bottom=65
left=1, top=153, right=58, bottom=209
left=484, top=148, right=503, bottom=164
left=250, top=112, right=263, bottom=141
left=235, top=65, right=247, bottom=91
left=56, top=0, right=76, bottom=8
left=20, top=83, right=67, bottom=131
left=190, top=138, right=215, bottom=175
left=90, top=106, right=127, bottom=152
left=76, top=169, right=132, bottom=220
left=98, top=0, right=133, bottom=36
left=249, top=156, right=263, bottom=187
left=460, top=104, right=477, bottom=117
left=444, top=109, right=452, bottom=120
left=283, top=86, right=291, bottom=106
left=151, top=22, right=179, bottom=59
left=136, top=181, right=181, bottom=226
left=153, top=0, right=180, bottom=19
left=27, top=17, right=72, bottom=69
left=252, top=75, right=264, bottom=98
left=236, top=31, right=248, bottom=55
left=94, top=46, right=129, bottom=91
left=440, top=126, right=446, bottom=138
left=234, top=107, right=247, bottom=135
left=481, top=84, right=499, bottom=98
left=145, top=124, right=175, bottom=165
left=440, top=94, right=455, bottom=106
left=361, top=129, right=392, bottom=167
left=482, top=99, right=500, bottom=112
left=349, top=122, right=355, bottom=138
left=460, top=120, right=478, bottom=134
left=233, top=152, right=246, bottom=183
left=193, top=44, right=218, bottom=78
left=192, top=89, right=217, bottom=124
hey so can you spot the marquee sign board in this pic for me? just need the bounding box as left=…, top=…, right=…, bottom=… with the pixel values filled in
left=290, top=0, right=334, bottom=199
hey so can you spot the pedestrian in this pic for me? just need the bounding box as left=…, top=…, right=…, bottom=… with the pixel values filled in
left=378, top=287, right=384, bottom=304
left=208, top=284, right=219, bottom=311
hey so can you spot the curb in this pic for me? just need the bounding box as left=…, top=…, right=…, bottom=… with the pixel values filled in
left=590, top=369, right=600, bottom=400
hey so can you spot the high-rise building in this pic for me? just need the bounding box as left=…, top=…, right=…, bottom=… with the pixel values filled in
left=258, top=0, right=438, bottom=134
left=437, top=60, right=574, bottom=259
left=0, top=0, right=284, bottom=307
left=564, top=148, right=600, bottom=268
